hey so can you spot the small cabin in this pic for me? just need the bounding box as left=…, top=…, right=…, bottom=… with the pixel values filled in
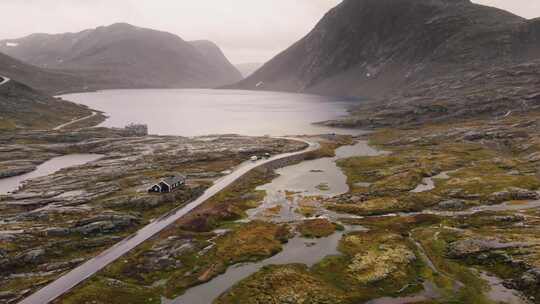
left=148, top=175, right=186, bottom=193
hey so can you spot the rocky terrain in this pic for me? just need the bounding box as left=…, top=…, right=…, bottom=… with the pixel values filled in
left=53, top=110, right=540, bottom=304
left=2, top=1, right=540, bottom=303
left=321, top=60, right=540, bottom=128
left=0, top=23, right=243, bottom=92
left=0, top=128, right=304, bottom=303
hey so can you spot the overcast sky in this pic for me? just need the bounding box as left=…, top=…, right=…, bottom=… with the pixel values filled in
left=0, top=0, right=538, bottom=64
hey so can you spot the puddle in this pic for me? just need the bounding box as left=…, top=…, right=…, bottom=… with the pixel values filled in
left=411, top=170, right=457, bottom=193
left=479, top=271, right=530, bottom=304
left=166, top=225, right=365, bottom=304
left=411, top=177, right=435, bottom=193
left=0, top=154, right=104, bottom=195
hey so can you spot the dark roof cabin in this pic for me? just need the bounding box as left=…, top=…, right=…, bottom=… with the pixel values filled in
left=148, top=175, right=186, bottom=193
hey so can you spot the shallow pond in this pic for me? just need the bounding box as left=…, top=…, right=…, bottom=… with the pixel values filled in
left=249, top=140, right=382, bottom=222
left=0, top=154, right=104, bottom=195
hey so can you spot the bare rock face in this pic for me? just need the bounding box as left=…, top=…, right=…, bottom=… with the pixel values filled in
left=228, top=0, right=540, bottom=129
left=230, top=0, right=535, bottom=98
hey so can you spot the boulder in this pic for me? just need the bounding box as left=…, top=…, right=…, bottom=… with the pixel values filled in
left=517, top=268, right=540, bottom=288
left=73, top=221, right=117, bottom=235
left=488, top=188, right=540, bottom=204
left=447, top=238, right=526, bottom=259
left=75, top=214, right=140, bottom=228
left=463, top=131, right=488, bottom=141
left=15, top=248, right=45, bottom=264
left=436, top=199, right=467, bottom=211
left=526, top=152, right=540, bottom=162
left=44, top=227, right=71, bottom=237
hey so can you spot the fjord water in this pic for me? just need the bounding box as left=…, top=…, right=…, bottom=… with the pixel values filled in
left=62, top=89, right=360, bottom=136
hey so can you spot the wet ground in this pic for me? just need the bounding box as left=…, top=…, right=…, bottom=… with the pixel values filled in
left=168, top=225, right=365, bottom=304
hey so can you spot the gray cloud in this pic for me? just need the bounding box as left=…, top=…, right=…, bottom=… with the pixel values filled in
left=0, top=0, right=538, bottom=64
left=473, top=0, right=540, bottom=19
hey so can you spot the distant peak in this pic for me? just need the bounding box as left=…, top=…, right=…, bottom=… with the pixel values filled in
left=189, top=40, right=217, bottom=47
left=104, top=23, right=137, bottom=30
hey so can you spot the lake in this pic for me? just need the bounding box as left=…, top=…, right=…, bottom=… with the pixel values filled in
left=61, top=89, right=360, bottom=136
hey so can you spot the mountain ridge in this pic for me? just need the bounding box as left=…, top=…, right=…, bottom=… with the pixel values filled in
left=229, top=0, right=539, bottom=98
left=0, top=23, right=242, bottom=91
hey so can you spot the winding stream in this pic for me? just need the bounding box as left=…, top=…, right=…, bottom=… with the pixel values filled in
left=167, top=226, right=364, bottom=304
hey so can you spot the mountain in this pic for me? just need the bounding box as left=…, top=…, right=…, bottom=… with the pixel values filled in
left=0, top=76, right=93, bottom=130
left=234, top=62, right=263, bottom=78
left=0, top=23, right=243, bottom=90
left=189, top=40, right=243, bottom=82
left=231, top=0, right=540, bottom=98
left=0, top=52, right=91, bottom=94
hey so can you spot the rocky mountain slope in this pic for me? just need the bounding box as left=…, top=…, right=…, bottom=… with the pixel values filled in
left=231, top=0, right=540, bottom=99
left=0, top=52, right=90, bottom=94
left=0, top=23, right=242, bottom=90
left=189, top=40, right=243, bottom=82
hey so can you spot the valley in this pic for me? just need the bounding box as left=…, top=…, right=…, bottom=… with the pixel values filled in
left=42, top=111, right=540, bottom=304
left=1, top=0, right=540, bottom=303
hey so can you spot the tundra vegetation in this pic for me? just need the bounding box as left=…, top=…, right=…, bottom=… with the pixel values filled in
left=56, top=114, right=540, bottom=304
left=0, top=127, right=306, bottom=303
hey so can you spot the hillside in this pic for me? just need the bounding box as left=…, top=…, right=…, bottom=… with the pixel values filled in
left=231, top=0, right=540, bottom=98
left=0, top=77, right=94, bottom=130
left=0, top=52, right=90, bottom=94
left=189, top=40, right=243, bottom=82
left=0, top=23, right=242, bottom=90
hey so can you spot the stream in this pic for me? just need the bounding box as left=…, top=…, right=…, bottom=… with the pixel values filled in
left=167, top=225, right=364, bottom=304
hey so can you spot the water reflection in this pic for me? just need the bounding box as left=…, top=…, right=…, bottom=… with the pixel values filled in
left=61, top=89, right=363, bottom=137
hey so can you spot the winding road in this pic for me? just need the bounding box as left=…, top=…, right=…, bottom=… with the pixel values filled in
left=18, top=138, right=318, bottom=304
left=0, top=75, right=10, bottom=86
left=53, top=111, right=98, bottom=130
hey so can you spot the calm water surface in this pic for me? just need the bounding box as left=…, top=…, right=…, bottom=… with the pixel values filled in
left=0, top=154, right=103, bottom=195
left=61, top=89, right=361, bottom=136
